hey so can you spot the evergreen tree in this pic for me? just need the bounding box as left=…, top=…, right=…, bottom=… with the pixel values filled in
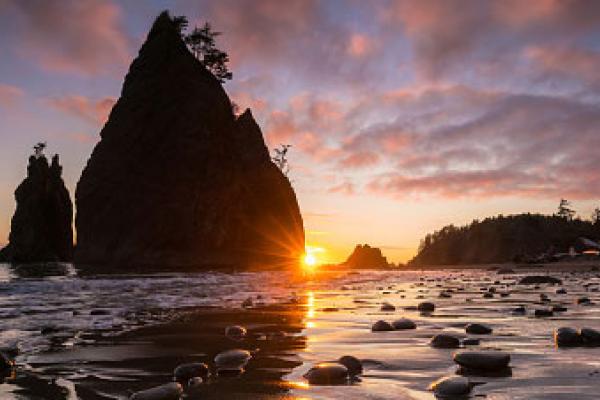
left=557, top=198, right=575, bottom=220
left=184, top=22, right=232, bottom=83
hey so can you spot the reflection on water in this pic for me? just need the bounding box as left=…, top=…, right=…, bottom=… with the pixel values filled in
left=1, top=263, right=600, bottom=399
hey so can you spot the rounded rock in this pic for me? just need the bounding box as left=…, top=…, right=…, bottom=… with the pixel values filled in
left=391, top=318, right=416, bottom=330
left=431, top=334, right=460, bottom=348
left=453, top=351, right=510, bottom=371
left=534, top=309, right=553, bottom=317
left=214, top=349, right=252, bottom=369
left=462, top=338, right=480, bottom=346
left=303, top=362, right=349, bottom=385
left=554, top=327, right=582, bottom=347
left=580, top=328, right=600, bottom=345
left=225, top=325, right=247, bottom=340
left=417, top=302, right=435, bottom=313
left=380, top=302, right=395, bottom=311
left=371, top=320, right=394, bottom=332
left=173, top=362, right=209, bottom=384
left=338, top=355, right=362, bottom=376
left=518, top=276, right=562, bottom=285
left=130, top=383, right=183, bottom=400
left=429, top=376, right=472, bottom=397
left=465, top=323, right=492, bottom=335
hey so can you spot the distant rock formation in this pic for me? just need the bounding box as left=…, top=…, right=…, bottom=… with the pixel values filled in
left=343, top=244, right=389, bottom=269
left=74, top=12, right=304, bottom=269
left=0, top=153, right=73, bottom=262
left=409, top=213, right=600, bottom=266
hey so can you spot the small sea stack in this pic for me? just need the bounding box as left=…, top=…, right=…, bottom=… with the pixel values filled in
left=0, top=145, right=73, bottom=263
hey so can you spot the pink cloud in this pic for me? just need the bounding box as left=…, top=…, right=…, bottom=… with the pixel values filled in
left=338, top=151, right=380, bottom=169
left=8, top=0, right=130, bottom=75
left=347, top=34, right=373, bottom=57
left=526, top=46, right=600, bottom=84
left=0, top=83, right=24, bottom=108
left=47, top=95, right=115, bottom=125
left=328, top=182, right=355, bottom=196
left=265, top=110, right=299, bottom=144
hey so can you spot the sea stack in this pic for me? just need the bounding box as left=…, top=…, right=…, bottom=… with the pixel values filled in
left=74, top=12, right=304, bottom=269
left=343, top=244, right=388, bottom=269
left=0, top=151, right=73, bottom=262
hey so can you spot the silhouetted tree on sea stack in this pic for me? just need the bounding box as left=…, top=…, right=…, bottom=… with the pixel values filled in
left=173, top=14, right=232, bottom=83
left=272, top=144, right=291, bottom=176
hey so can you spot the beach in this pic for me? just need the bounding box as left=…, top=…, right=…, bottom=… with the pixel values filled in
left=1, top=263, right=600, bottom=399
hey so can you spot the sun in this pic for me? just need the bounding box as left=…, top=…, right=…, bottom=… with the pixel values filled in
left=304, top=253, right=317, bottom=267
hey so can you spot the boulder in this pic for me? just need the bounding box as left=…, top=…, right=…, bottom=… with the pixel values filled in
left=391, top=318, right=416, bottom=330
left=431, top=334, right=460, bottom=348
left=518, top=276, right=562, bottom=285
left=74, top=12, right=304, bottom=269
left=417, top=302, right=435, bottom=312
left=429, top=376, right=472, bottom=397
left=0, top=153, right=73, bottom=262
left=371, top=320, right=394, bottom=332
left=173, top=362, right=209, bottom=384
left=225, top=325, right=247, bottom=340
left=534, top=309, right=553, bottom=317
left=130, top=383, right=183, bottom=400
left=554, top=327, right=582, bottom=347
left=303, top=362, right=349, bottom=385
left=580, top=328, right=600, bottom=345
left=214, top=349, right=252, bottom=370
left=465, top=323, right=492, bottom=334
left=453, top=351, right=510, bottom=371
left=338, top=355, right=362, bottom=376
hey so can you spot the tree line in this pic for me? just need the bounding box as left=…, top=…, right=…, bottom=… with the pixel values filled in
left=410, top=199, right=600, bottom=266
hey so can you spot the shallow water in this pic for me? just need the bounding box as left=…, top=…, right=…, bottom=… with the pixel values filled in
left=1, top=263, right=600, bottom=399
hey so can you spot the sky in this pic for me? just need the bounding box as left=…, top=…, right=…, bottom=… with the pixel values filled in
left=1, top=0, right=600, bottom=264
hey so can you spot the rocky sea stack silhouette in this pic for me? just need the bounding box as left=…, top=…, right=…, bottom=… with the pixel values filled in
left=0, top=152, right=73, bottom=262
left=75, top=12, right=304, bottom=269
left=344, top=244, right=389, bottom=269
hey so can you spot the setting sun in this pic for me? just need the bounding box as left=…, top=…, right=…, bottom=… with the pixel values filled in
left=304, top=253, right=316, bottom=267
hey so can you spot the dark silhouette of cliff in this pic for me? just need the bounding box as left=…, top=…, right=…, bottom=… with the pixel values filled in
left=0, top=153, right=73, bottom=262
left=74, top=12, right=304, bottom=269
left=343, top=244, right=389, bottom=269
left=409, top=213, right=600, bottom=266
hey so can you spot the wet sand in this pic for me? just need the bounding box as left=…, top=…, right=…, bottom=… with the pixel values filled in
left=2, top=265, right=600, bottom=399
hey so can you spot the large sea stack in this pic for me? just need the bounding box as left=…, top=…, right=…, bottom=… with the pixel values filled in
left=0, top=153, right=73, bottom=262
left=75, top=12, right=304, bottom=269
